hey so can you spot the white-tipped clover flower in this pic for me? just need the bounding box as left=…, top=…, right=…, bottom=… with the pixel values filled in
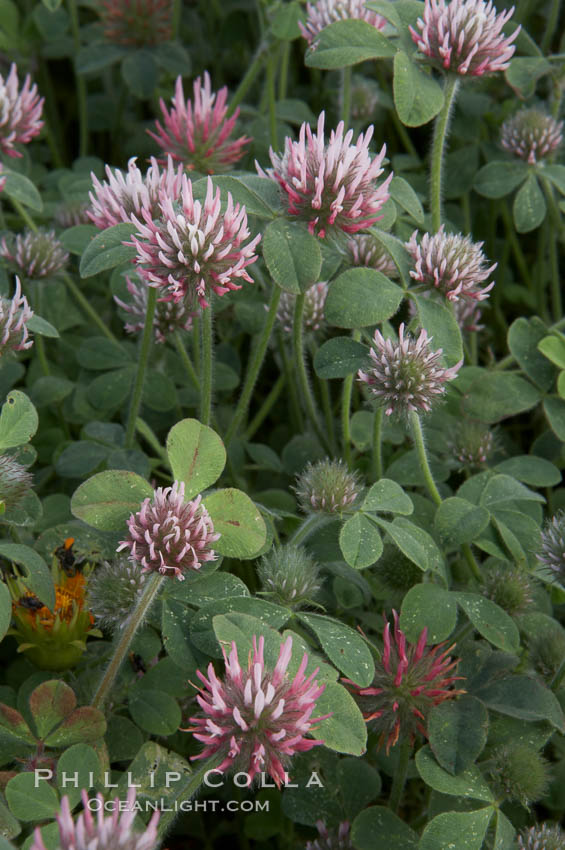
left=114, top=275, right=193, bottom=343
left=1, top=230, right=69, bottom=279
left=257, top=112, right=392, bottom=238
left=88, top=155, right=183, bottom=230
left=501, top=108, right=563, bottom=165
left=410, top=0, right=519, bottom=76
left=276, top=282, right=328, bottom=335
left=406, top=226, right=496, bottom=303
left=0, top=63, right=44, bottom=158
left=0, top=276, right=33, bottom=356
left=130, top=174, right=260, bottom=309
left=358, top=323, right=462, bottom=416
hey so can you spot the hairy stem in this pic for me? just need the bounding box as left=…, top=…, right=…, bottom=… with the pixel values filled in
left=293, top=294, right=330, bottom=450
left=430, top=74, right=459, bottom=232
left=244, top=372, right=285, bottom=441
left=341, top=330, right=361, bottom=466
left=124, top=287, right=157, bottom=449
left=389, top=738, right=411, bottom=813
left=200, top=304, right=214, bottom=426
left=372, top=405, right=384, bottom=481
left=174, top=330, right=200, bottom=391
left=62, top=271, right=119, bottom=344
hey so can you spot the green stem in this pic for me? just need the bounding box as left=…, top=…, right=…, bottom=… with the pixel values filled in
left=266, top=51, right=278, bottom=148
left=172, top=0, right=182, bottom=39
left=227, top=46, right=268, bottom=117
left=341, top=66, right=352, bottom=126
left=9, top=197, right=37, bottom=232
left=135, top=417, right=169, bottom=465
left=200, top=304, right=214, bottom=426
left=278, top=332, right=303, bottom=431
left=388, top=738, right=411, bottom=813
left=341, top=330, right=361, bottom=466
left=293, top=294, right=330, bottom=450
left=541, top=0, right=561, bottom=53
left=541, top=179, right=563, bottom=321
left=156, top=754, right=225, bottom=840
left=410, top=410, right=442, bottom=506
left=244, top=372, right=285, bottom=441
left=372, top=405, right=384, bottom=481
left=318, top=373, right=336, bottom=452
left=91, top=573, right=164, bottom=710
left=67, top=0, right=88, bottom=157
left=61, top=271, right=119, bottom=344
left=429, top=74, right=459, bottom=232
left=500, top=203, right=532, bottom=292
left=173, top=330, right=200, bottom=390
left=124, top=287, right=157, bottom=449
left=279, top=42, right=290, bottom=100
left=225, top=286, right=281, bottom=445
left=288, top=513, right=331, bottom=546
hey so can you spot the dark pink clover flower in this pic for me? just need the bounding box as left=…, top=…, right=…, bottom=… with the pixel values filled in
left=30, top=787, right=159, bottom=850
left=114, top=275, right=193, bottom=343
left=501, top=108, right=563, bottom=165
left=189, top=635, right=329, bottom=787
left=1, top=230, right=69, bottom=279
left=131, top=174, right=260, bottom=309
left=358, top=323, right=462, bottom=417
left=88, top=155, right=183, bottom=230
left=117, top=480, right=219, bottom=581
left=300, top=0, right=386, bottom=44
left=410, top=0, right=519, bottom=76
left=343, top=611, right=464, bottom=753
left=307, top=821, right=353, bottom=850
left=0, top=277, right=33, bottom=357
left=0, top=63, right=44, bottom=158
left=407, top=225, right=496, bottom=302
left=147, top=72, right=249, bottom=174
left=257, top=112, right=392, bottom=238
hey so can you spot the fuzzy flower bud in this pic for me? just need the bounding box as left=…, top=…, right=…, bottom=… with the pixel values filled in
left=536, top=511, right=565, bottom=582
left=148, top=72, right=249, bottom=173
left=258, top=112, right=392, bottom=238
left=410, top=0, right=519, bottom=76
left=189, top=635, right=328, bottom=787
left=0, top=276, right=34, bottom=356
left=300, top=0, right=386, bottom=44
left=130, top=174, right=260, bottom=309
left=117, top=480, right=220, bottom=580
left=0, top=63, right=44, bottom=158
left=343, top=611, right=464, bottom=752
left=30, top=787, right=159, bottom=850
left=488, top=744, right=549, bottom=807
left=482, top=563, right=534, bottom=616
left=518, top=824, right=565, bottom=850
left=275, top=282, right=328, bottom=335
left=349, top=76, right=381, bottom=122
left=406, top=226, right=496, bottom=303
left=294, top=458, right=363, bottom=515
left=0, top=453, right=33, bottom=512
left=54, top=200, right=90, bottom=229
left=446, top=420, right=496, bottom=470
left=257, top=545, right=323, bottom=609
left=306, top=821, right=352, bottom=850
left=528, top=629, right=565, bottom=683
left=87, top=556, right=147, bottom=633
left=99, top=0, right=173, bottom=46
left=501, top=108, right=563, bottom=165
left=1, top=229, right=68, bottom=279
left=114, top=275, right=193, bottom=343
left=88, top=155, right=183, bottom=230
left=346, top=233, right=398, bottom=277
left=358, top=323, right=462, bottom=417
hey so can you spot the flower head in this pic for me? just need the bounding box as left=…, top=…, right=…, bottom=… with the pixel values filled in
left=114, top=275, right=193, bottom=342
left=99, top=0, right=173, bottom=46
left=0, top=63, right=44, bottom=157
left=501, top=108, right=563, bottom=165
left=54, top=200, right=90, bottom=229
left=258, top=545, right=323, bottom=609
left=1, top=229, right=69, bottom=279
left=407, top=226, right=496, bottom=302
left=518, top=824, right=565, bottom=850
left=488, top=744, right=549, bottom=807
left=88, top=155, right=183, bottom=230
left=343, top=610, right=464, bottom=752
left=0, top=276, right=34, bottom=356
left=0, top=453, right=33, bottom=513
left=300, top=0, right=386, bottom=44
left=276, top=282, right=328, bottom=334
left=131, top=174, right=260, bottom=309
left=346, top=233, right=398, bottom=277
left=295, top=458, right=363, bottom=514
left=258, top=112, right=392, bottom=238
left=482, top=563, right=534, bottom=616
left=446, top=420, right=496, bottom=469
left=536, top=511, right=565, bottom=582
left=410, top=0, right=519, bottom=76
left=306, top=821, right=353, bottom=850
left=117, top=480, right=220, bottom=580
left=189, top=635, right=328, bottom=787
left=358, top=323, right=462, bottom=417
left=87, top=556, right=147, bottom=633
left=31, top=787, right=159, bottom=850
left=148, top=72, right=249, bottom=173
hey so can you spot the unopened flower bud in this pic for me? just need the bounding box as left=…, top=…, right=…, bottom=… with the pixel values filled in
left=294, top=459, right=362, bottom=515
left=0, top=453, right=32, bottom=512
left=488, top=744, right=549, bottom=807
left=257, top=545, right=322, bottom=609
left=87, top=556, right=147, bottom=633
